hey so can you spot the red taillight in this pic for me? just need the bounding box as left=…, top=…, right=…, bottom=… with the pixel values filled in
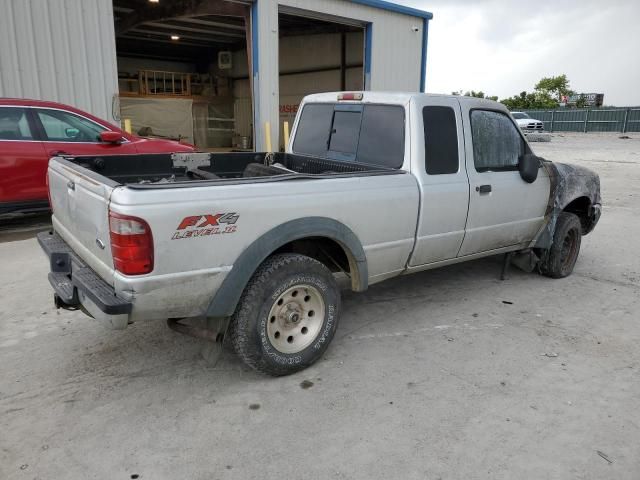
left=109, top=211, right=154, bottom=275
left=337, top=92, right=363, bottom=101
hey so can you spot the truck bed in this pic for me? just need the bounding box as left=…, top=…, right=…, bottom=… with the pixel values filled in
left=62, top=151, right=403, bottom=188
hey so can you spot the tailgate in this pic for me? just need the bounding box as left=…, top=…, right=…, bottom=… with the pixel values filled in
left=48, top=158, right=116, bottom=285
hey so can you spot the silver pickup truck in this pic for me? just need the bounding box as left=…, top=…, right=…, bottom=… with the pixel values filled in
left=39, top=92, right=601, bottom=375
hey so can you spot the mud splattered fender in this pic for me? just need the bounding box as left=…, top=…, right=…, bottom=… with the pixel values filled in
left=533, top=161, right=602, bottom=249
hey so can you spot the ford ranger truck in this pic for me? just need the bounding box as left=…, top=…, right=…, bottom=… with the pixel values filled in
left=38, top=92, right=601, bottom=376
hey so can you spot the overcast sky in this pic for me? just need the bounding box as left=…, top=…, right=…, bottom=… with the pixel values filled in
left=398, top=0, right=640, bottom=105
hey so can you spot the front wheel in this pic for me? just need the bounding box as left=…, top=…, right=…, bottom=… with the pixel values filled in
left=229, top=253, right=340, bottom=376
left=540, top=212, right=582, bottom=279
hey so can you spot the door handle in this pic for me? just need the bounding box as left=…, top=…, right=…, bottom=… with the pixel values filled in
left=49, top=150, right=69, bottom=156
left=476, top=184, right=492, bottom=194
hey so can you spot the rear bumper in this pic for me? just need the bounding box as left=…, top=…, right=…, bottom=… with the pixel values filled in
left=37, top=231, right=132, bottom=328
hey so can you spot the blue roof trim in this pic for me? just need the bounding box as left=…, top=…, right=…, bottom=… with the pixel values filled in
left=347, top=0, right=433, bottom=19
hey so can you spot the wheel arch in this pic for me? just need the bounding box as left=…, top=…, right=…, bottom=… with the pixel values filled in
left=562, top=195, right=593, bottom=233
left=207, top=217, right=368, bottom=317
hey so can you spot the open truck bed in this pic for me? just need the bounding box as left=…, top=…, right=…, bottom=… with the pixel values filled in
left=63, top=151, right=402, bottom=188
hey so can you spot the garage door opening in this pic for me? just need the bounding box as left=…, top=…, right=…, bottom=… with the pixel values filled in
left=277, top=12, right=365, bottom=149
left=113, top=0, right=252, bottom=151
left=230, top=10, right=366, bottom=151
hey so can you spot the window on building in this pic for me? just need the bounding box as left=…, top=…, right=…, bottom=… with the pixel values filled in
left=471, top=110, right=524, bottom=172
left=36, top=109, right=106, bottom=142
left=0, top=107, right=33, bottom=140
left=423, top=106, right=458, bottom=174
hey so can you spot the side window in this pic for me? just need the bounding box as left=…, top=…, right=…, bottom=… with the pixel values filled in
left=423, top=106, right=458, bottom=174
left=471, top=110, right=524, bottom=172
left=36, top=109, right=106, bottom=142
left=0, top=107, right=34, bottom=140
left=292, top=104, right=334, bottom=156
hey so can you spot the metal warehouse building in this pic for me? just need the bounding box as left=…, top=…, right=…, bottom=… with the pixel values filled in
left=0, top=0, right=432, bottom=150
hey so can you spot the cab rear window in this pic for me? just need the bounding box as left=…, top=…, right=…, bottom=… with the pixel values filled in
left=293, top=103, right=405, bottom=169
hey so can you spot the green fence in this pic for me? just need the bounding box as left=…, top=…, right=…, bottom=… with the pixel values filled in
left=521, top=107, right=640, bottom=133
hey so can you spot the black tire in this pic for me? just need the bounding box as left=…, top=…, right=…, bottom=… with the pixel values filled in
left=229, top=253, right=341, bottom=376
left=541, top=212, right=582, bottom=278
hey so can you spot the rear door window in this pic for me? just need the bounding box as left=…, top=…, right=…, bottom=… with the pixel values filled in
left=293, top=103, right=405, bottom=168
left=0, top=107, right=34, bottom=140
left=423, top=106, right=459, bottom=175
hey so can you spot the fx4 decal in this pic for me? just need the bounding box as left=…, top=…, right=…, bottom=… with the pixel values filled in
left=172, top=213, right=239, bottom=240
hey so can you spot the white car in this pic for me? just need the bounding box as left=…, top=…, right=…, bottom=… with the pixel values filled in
left=512, top=112, right=545, bottom=131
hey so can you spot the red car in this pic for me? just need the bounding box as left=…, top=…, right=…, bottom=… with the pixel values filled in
left=0, top=98, right=195, bottom=215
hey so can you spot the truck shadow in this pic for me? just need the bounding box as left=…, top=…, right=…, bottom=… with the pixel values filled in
left=0, top=213, right=51, bottom=243
left=66, top=253, right=533, bottom=389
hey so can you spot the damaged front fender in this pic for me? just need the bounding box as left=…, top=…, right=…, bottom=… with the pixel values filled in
left=533, top=161, right=602, bottom=249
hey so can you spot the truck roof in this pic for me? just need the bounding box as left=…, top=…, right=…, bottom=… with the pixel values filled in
left=302, top=91, right=507, bottom=110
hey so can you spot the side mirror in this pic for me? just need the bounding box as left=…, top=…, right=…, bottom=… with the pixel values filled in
left=65, top=127, right=80, bottom=139
left=519, top=153, right=541, bottom=183
left=100, top=131, right=123, bottom=144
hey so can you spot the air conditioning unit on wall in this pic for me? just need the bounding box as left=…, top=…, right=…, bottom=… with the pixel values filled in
left=218, top=51, right=232, bottom=70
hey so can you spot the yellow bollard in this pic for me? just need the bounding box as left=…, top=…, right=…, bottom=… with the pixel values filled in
left=283, top=121, right=290, bottom=151
left=123, top=118, right=132, bottom=134
left=265, top=122, right=272, bottom=152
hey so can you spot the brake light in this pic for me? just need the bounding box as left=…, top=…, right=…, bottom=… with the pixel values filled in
left=109, top=211, right=154, bottom=275
left=337, top=92, right=363, bottom=101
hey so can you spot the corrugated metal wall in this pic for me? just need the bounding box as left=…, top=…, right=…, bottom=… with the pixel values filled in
left=522, top=108, right=640, bottom=133
left=0, top=0, right=119, bottom=126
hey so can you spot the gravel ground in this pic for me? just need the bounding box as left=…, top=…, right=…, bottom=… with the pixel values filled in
left=1, top=133, right=639, bottom=479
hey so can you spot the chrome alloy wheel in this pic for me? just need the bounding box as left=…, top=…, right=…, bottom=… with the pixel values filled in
left=266, top=284, right=325, bottom=354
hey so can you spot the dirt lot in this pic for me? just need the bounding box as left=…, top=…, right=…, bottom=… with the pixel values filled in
left=1, top=133, right=639, bottom=479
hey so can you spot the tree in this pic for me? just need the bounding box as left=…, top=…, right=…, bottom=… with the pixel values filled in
left=500, top=90, right=557, bottom=110
left=575, top=96, right=588, bottom=108
left=500, top=74, right=577, bottom=110
left=451, top=90, right=499, bottom=101
left=534, top=74, right=573, bottom=102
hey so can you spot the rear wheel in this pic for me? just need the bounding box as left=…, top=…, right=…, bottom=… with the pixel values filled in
left=229, top=253, right=340, bottom=376
left=541, top=212, right=582, bottom=278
